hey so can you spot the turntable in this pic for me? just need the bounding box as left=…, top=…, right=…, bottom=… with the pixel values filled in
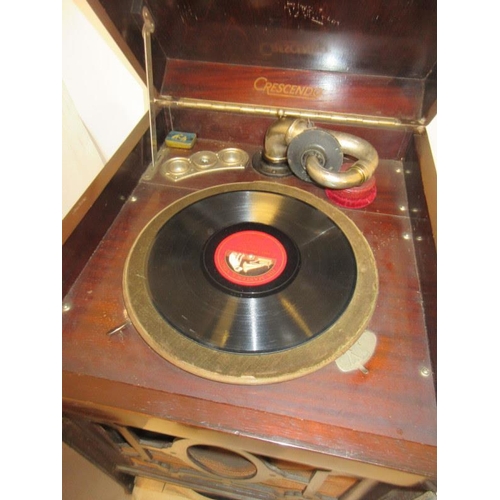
left=63, top=2, right=436, bottom=499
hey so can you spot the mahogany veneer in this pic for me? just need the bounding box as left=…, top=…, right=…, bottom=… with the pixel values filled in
left=63, top=133, right=436, bottom=496
left=64, top=1, right=436, bottom=497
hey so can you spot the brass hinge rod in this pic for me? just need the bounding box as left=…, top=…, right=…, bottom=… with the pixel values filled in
left=155, top=95, right=413, bottom=130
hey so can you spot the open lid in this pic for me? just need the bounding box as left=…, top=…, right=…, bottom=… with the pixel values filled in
left=91, top=0, right=436, bottom=125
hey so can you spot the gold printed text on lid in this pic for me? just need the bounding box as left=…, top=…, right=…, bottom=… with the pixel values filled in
left=254, top=77, right=324, bottom=100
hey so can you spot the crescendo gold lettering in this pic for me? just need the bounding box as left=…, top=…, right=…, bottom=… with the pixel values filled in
left=253, top=77, right=323, bottom=100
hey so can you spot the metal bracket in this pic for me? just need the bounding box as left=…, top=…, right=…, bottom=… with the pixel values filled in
left=142, top=6, right=157, bottom=167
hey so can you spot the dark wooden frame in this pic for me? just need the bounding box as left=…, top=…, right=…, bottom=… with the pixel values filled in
left=63, top=2, right=436, bottom=498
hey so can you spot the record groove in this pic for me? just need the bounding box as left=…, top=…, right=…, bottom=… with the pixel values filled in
left=147, top=192, right=356, bottom=354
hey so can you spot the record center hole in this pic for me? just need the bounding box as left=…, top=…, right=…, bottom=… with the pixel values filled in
left=187, top=445, right=257, bottom=479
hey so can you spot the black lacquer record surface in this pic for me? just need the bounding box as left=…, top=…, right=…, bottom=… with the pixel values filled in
left=124, top=182, right=378, bottom=384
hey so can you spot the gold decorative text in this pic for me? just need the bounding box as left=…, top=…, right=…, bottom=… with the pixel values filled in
left=253, top=77, right=323, bottom=100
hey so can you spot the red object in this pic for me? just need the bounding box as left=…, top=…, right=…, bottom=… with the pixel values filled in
left=325, top=175, right=377, bottom=209
left=214, top=230, right=288, bottom=286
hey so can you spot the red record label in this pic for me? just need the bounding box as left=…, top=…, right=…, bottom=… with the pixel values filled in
left=214, top=230, right=288, bottom=286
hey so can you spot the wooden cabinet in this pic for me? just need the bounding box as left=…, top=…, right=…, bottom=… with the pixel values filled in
left=63, top=400, right=435, bottom=500
left=63, top=2, right=436, bottom=498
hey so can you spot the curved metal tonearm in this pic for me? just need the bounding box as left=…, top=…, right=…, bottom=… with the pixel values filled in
left=305, top=131, right=379, bottom=189
left=262, top=118, right=379, bottom=189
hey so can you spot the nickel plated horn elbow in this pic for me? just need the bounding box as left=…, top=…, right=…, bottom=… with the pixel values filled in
left=262, top=117, right=379, bottom=189
left=305, top=131, right=379, bottom=189
left=263, top=117, right=313, bottom=164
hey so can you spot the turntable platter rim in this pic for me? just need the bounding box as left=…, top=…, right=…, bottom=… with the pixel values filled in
left=123, top=181, right=378, bottom=385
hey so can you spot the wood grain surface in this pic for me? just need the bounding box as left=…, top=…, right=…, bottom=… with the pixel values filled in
left=65, top=0, right=437, bottom=492
left=162, top=59, right=425, bottom=122
left=63, top=136, right=436, bottom=480
left=146, top=0, right=436, bottom=80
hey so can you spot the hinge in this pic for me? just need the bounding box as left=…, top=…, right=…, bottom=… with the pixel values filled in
left=155, top=95, right=417, bottom=131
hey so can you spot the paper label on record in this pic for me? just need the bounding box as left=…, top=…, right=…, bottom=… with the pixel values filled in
left=214, top=230, right=287, bottom=286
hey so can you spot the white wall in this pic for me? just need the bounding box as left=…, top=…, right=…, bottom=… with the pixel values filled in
left=62, top=0, right=147, bottom=218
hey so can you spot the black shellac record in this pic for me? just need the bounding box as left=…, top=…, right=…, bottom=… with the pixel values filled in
left=147, top=190, right=357, bottom=354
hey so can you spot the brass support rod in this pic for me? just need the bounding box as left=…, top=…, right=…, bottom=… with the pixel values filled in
left=155, top=95, right=413, bottom=130
left=142, top=7, right=157, bottom=166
